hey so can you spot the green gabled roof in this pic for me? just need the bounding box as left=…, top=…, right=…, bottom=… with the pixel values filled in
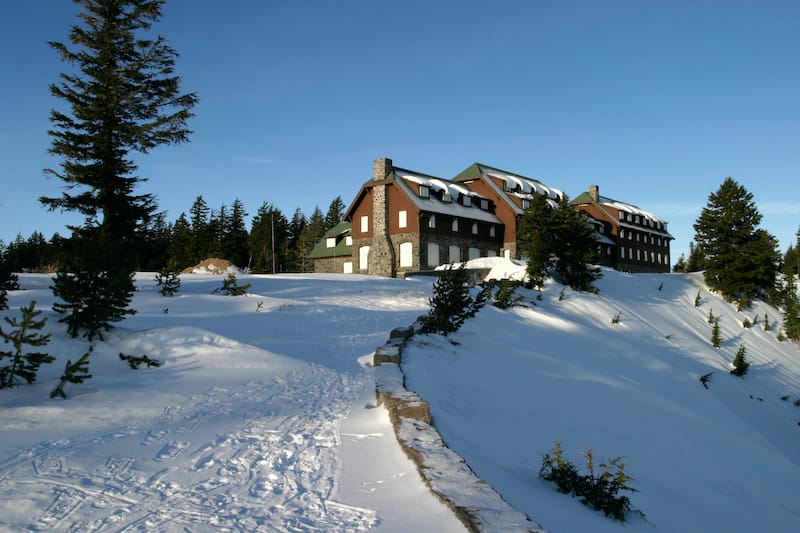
left=307, top=222, right=352, bottom=259
left=570, top=191, right=593, bottom=204
left=453, top=162, right=542, bottom=183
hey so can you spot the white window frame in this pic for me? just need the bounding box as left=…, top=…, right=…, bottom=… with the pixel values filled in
left=359, top=246, right=370, bottom=270
left=360, top=215, right=369, bottom=233
left=449, top=245, right=460, bottom=263
left=419, top=185, right=429, bottom=198
left=427, top=242, right=440, bottom=267
left=399, top=210, right=407, bottom=229
left=400, top=242, right=413, bottom=268
left=326, top=237, right=336, bottom=248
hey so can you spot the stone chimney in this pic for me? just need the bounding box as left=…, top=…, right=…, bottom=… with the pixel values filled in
left=373, top=158, right=392, bottom=181
left=589, top=185, right=599, bottom=202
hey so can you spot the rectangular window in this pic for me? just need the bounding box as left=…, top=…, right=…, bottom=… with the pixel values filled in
left=345, top=235, right=353, bottom=246
left=481, top=199, right=489, bottom=210
left=619, top=229, right=625, bottom=239
left=326, top=237, right=336, bottom=248
left=620, top=247, right=625, bottom=258
left=468, top=247, right=480, bottom=260
left=359, top=246, right=370, bottom=270
left=360, top=215, right=368, bottom=233
left=463, top=195, right=472, bottom=207
left=419, top=185, right=429, bottom=198
left=442, top=192, right=452, bottom=203
left=427, top=242, right=440, bottom=267
left=452, top=218, right=458, bottom=232
left=399, top=210, right=407, bottom=228
left=428, top=214, right=436, bottom=228
left=522, top=199, right=530, bottom=210
left=343, top=261, right=353, bottom=274
left=449, top=245, right=460, bottom=263
left=490, top=225, right=496, bottom=237
left=400, top=242, right=413, bottom=267
left=472, top=222, right=478, bottom=235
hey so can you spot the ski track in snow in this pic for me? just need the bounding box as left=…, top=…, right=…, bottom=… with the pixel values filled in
left=0, top=367, right=378, bottom=532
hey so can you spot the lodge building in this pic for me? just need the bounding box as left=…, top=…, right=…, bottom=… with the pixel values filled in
left=309, top=158, right=673, bottom=277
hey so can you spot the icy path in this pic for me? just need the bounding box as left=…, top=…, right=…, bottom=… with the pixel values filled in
left=0, top=273, right=466, bottom=531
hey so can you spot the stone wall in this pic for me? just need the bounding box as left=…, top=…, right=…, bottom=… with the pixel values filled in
left=372, top=322, right=547, bottom=533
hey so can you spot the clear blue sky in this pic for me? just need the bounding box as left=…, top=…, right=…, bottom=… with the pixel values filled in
left=2, top=0, right=799, bottom=263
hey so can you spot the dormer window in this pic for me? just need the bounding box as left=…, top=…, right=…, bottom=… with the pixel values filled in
left=522, top=199, right=530, bottom=210
left=419, top=185, right=429, bottom=198
left=481, top=198, right=488, bottom=210
left=326, top=237, right=336, bottom=248
left=442, top=192, right=452, bottom=203
left=463, top=195, right=471, bottom=207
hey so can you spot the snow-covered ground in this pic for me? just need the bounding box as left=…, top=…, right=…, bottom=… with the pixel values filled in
left=1, top=260, right=799, bottom=531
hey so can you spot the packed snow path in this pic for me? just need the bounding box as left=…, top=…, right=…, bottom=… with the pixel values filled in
left=0, top=273, right=468, bottom=532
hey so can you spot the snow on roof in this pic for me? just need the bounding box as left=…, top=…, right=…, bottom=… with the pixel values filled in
left=485, top=169, right=563, bottom=201
left=600, top=196, right=665, bottom=224
left=394, top=170, right=503, bottom=224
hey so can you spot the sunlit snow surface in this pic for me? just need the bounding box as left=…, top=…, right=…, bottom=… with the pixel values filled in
left=1, top=259, right=799, bottom=532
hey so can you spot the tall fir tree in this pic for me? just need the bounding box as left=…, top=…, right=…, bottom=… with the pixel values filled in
left=248, top=203, right=289, bottom=274
left=324, top=196, right=346, bottom=230
left=517, top=193, right=557, bottom=288
left=222, top=199, right=250, bottom=267
left=693, top=178, right=780, bottom=301
left=287, top=207, right=307, bottom=271
left=517, top=195, right=601, bottom=291
left=41, top=0, right=196, bottom=338
left=167, top=213, right=193, bottom=270
left=296, top=207, right=326, bottom=273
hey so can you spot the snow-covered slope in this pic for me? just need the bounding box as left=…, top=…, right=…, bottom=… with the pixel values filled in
left=1, top=263, right=798, bottom=532
left=403, top=264, right=800, bottom=532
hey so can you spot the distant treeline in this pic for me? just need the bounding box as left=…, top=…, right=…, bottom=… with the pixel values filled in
left=0, top=194, right=347, bottom=274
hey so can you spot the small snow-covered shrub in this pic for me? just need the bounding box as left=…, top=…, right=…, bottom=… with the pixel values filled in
left=540, top=441, right=640, bottom=523
left=489, top=279, right=524, bottom=309
left=0, top=301, right=54, bottom=388
left=155, top=268, right=181, bottom=296
left=213, top=273, right=250, bottom=296
left=50, top=348, right=92, bottom=399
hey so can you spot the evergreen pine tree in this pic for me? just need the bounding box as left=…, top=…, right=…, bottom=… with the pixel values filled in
left=517, top=193, right=556, bottom=288
left=287, top=207, right=307, bottom=271
left=693, top=178, right=780, bottom=301
left=168, top=213, right=193, bottom=270
left=685, top=241, right=706, bottom=272
left=221, top=199, right=249, bottom=268
left=420, top=264, right=486, bottom=336
left=324, top=196, right=346, bottom=230
left=248, top=203, right=289, bottom=273
left=154, top=267, right=181, bottom=296
left=189, top=195, right=212, bottom=262
left=730, top=344, right=750, bottom=377
left=0, top=301, right=54, bottom=388
left=672, top=253, right=687, bottom=273
left=50, top=349, right=93, bottom=399
left=554, top=198, right=601, bottom=291
left=41, top=0, right=196, bottom=338
left=783, top=259, right=800, bottom=342
left=296, top=207, right=326, bottom=273
left=711, top=320, right=721, bottom=348
left=518, top=194, right=601, bottom=291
